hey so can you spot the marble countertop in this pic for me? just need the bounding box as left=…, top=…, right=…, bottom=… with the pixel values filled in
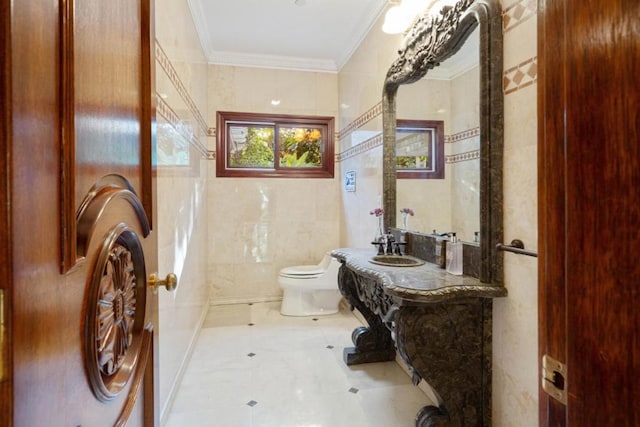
left=331, top=248, right=507, bottom=303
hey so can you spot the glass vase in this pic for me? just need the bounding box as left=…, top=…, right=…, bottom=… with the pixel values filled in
left=374, top=215, right=384, bottom=242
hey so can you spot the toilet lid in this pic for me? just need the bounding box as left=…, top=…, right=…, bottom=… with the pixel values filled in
left=279, top=265, right=324, bottom=276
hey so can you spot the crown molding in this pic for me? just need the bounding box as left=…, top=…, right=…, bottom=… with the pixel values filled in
left=335, top=1, right=389, bottom=70
left=207, top=51, right=338, bottom=73
left=188, top=0, right=387, bottom=73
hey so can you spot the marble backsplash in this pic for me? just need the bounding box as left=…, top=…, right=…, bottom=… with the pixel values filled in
left=389, top=228, right=481, bottom=278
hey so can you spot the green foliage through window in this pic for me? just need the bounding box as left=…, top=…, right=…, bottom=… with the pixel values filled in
left=216, top=111, right=335, bottom=178
left=229, top=126, right=274, bottom=168
left=278, top=127, right=322, bottom=168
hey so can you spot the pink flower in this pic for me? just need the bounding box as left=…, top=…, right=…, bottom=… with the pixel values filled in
left=369, top=208, right=384, bottom=217
left=400, top=208, right=414, bottom=216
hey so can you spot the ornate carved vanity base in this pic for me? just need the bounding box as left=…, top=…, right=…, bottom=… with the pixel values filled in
left=396, top=299, right=493, bottom=427
left=343, top=327, right=397, bottom=365
left=333, top=249, right=506, bottom=427
left=338, top=263, right=397, bottom=365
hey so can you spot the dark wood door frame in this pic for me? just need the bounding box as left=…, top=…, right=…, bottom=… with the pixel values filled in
left=538, top=0, right=640, bottom=425
left=0, top=0, right=14, bottom=422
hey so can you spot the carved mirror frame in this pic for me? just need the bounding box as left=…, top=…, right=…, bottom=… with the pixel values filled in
left=382, top=0, right=503, bottom=284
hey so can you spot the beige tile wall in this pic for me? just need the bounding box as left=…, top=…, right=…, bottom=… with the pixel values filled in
left=449, top=66, right=481, bottom=241
left=338, top=10, right=399, bottom=246
left=396, top=77, right=454, bottom=235
left=207, top=65, right=341, bottom=304
left=155, top=0, right=210, bottom=422
left=493, top=1, right=539, bottom=425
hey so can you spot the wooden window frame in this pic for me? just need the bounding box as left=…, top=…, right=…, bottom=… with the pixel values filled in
left=396, top=119, right=445, bottom=179
left=216, top=111, right=335, bottom=178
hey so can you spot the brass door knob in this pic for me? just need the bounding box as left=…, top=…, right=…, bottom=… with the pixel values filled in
left=148, top=273, right=177, bottom=291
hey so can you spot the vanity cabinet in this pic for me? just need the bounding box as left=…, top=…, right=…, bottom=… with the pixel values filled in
left=332, top=248, right=507, bottom=427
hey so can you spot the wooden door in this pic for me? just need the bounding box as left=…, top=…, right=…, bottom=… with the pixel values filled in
left=1, top=0, right=161, bottom=425
left=538, top=0, right=640, bottom=425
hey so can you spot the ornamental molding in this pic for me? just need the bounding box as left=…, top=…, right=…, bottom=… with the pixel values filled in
left=385, top=0, right=476, bottom=91
left=85, top=223, right=147, bottom=403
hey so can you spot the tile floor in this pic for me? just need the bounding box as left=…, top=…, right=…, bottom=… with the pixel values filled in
left=166, top=301, right=434, bottom=427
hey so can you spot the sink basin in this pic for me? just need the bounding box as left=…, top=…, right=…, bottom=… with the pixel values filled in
left=369, top=255, right=425, bottom=267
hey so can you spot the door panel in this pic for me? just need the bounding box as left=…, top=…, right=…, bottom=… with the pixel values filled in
left=539, top=0, right=640, bottom=425
left=73, top=0, right=143, bottom=200
left=6, top=0, right=158, bottom=425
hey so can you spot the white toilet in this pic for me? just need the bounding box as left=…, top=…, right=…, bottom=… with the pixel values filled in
left=279, top=252, right=343, bottom=316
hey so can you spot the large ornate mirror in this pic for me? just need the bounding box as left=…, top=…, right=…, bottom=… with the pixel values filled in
left=382, top=0, right=503, bottom=284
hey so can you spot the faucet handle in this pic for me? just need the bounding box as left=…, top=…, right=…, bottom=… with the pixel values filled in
left=385, top=234, right=395, bottom=254
left=393, top=241, right=407, bottom=256
left=371, top=241, right=385, bottom=255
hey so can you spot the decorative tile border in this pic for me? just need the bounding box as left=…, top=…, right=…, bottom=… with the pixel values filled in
left=503, top=0, right=537, bottom=33
left=337, top=133, right=383, bottom=162
left=337, top=127, right=480, bottom=163
left=336, top=98, right=485, bottom=161
left=156, top=92, right=180, bottom=125
left=446, top=149, right=480, bottom=164
left=155, top=40, right=215, bottom=159
left=445, top=127, right=480, bottom=144
left=157, top=94, right=210, bottom=158
left=169, top=42, right=532, bottom=163
left=503, top=56, right=538, bottom=94
left=337, top=102, right=383, bottom=141
left=155, top=40, right=208, bottom=137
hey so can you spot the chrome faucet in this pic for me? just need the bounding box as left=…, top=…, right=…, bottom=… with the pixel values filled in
left=373, top=233, right=406, bottom=256
left=384, top=233, right=395, bottom=255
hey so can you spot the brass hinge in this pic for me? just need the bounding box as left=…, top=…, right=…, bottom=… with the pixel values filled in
left=542, top=354, right=567, bottom=405
left=0, top=289, right=5, bottom=382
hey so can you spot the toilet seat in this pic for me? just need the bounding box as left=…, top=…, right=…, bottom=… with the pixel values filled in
left=279, top=265, right=324, bottom=278
left=280, top=273, right=322, bottom=279
left=279, top=254, right=342, bottom=316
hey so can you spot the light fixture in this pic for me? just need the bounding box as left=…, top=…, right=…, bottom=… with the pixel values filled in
left=271, top=99, right=281, bottom=106
left=382, top=0, right=457, bottom=34
left=382, top=5, right=413, bottom=34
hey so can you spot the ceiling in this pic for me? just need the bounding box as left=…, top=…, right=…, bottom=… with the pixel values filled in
left=187, top=0, right=389, bottom=72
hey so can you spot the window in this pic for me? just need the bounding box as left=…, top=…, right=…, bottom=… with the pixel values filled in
left=216, top=111, right=335, bottom=178
left=396, top=119, right=444, bottom=179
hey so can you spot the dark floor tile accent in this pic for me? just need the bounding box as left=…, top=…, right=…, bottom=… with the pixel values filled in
left=248, top=323, right=254, bottom=326
left=312, top=318, right=318, bottom=321
left=349, top=387, right=359, bottom=394
left=247, top=400, right=258, bottom=407
left=326, top=345, right=334, bottom=349
left=247, top=352, right=256, bottom=358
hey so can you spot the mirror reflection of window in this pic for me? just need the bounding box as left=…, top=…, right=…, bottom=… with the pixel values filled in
left=396, top=127, right=434, bottom=171
left=395, top=119, right=444, bottom=179
left=157, top=122, right=191, bottom=167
